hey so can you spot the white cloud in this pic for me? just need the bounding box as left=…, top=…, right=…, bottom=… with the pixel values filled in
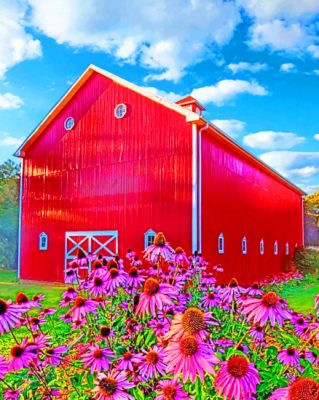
left=313, top=70, right=319, bottom=76
left=0, top=93, right=24, bottom=109
left=307, top=44, right=319, bottom=58
left=314, top=134, right=319, bottom=140
left=211, top=119, right=246, bottom=138
left=280, top=63, right=295, bottom=72
left=142, top=86, right=180, bottom=102
left=0, top=132, right=24, bottom=147
left=28, top=0, right=241, bottom=82
left=191, top=79, right=267, bottom=106
left=227, top=62, right=267, bottom=74
left=243, top=131, right=305, bottom=150
left=0, top=1, right=42, bottom=78
left=260, top=151, right=319, bottom=180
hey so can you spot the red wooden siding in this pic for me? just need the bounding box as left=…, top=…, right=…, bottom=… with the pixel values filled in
left=20, top=72, right=193, bottom=282
left=201, top=129, right=303, bottom=284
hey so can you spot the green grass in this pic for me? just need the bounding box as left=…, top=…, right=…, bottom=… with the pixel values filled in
left=0, top=269, right=65, bottom=307
left=279, top=283, right=319, bottom=315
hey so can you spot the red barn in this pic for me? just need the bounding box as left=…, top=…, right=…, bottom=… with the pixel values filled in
left=15, top=65, right=304, bottom=284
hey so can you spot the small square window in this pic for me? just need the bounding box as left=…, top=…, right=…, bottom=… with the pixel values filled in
left=242, top=237, right=247, bottom=254
left=39, top=232, right=48, bottom=250
left=144, top=229, right=156, bottom=249
left=218, top=233, right=224, bottom=254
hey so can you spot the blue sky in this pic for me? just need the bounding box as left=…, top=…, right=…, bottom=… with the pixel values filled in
left=1, top=1, right=319, bottom=193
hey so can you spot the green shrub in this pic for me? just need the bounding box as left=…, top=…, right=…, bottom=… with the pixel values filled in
left=293, top=246, right=319, bottom=275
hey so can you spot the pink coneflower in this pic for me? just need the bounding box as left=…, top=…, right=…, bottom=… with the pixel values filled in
left=73, top=248, right=87, bottom=266
left=87, top=252, right=97, bottom=263
left=139, top=346, right=166, bottom=379
left=3, top=388, right=22, bottom=400
left=93, top=370, right=134, bottom=400
left=105, top=268, right=128, bottom=293
left=29, top=316, right=46, bottom=331
left=64, top=268, right=78, bottom=284
left=200, top=292, right=220, bottom=309
left=241, top=291, right=291, bottom=326
left=214, top=355, right=260, bottom=400
left=305, top=350, right=319, bottom=367
left=88, top=275, right=108, bottom=297
left=155, top=379, right=191, bottom=400
left=221, top=278, right=246, bottom=304
left=0, top=298, right=23, bottom=333
left=278, top=347, right=300, bottom=367
left=59, top=295, right=74, bottom=308
left=131, top=256, right=143, bottom=267
left=81, top=345, right=115, bottom=373
left=98, top=326, right=115, bottom=342
left=247, top=282, right=264, bottom=297
left=0, top=355, right=7, bottom=379
left=144, top=232, right=175, bottom=263
left=126, top=249, right=136, bottom=260
left=40, top=307, right=56, bottom=317
left=165, top=307, right=217, bottom=341
left=174, top=247, right=190, bottom=265
left=292, top=315, right=309, bottom=336
left=70, top=296, right=98, bottom=321
left=15, top=292, right=40, bottom=310
left=149, top=319, right=170, bottom=336
left=62, top=287, right=78, bottom=299
left=135, top=278, right=175, bottom=317
left=127, top=267, right=145, bottom=288
left=213, top=264, right=224, bottom=273
left=44, top=345, right=67, bottom=366
left=165, top=335, right=218, bottom=383
left=202, top=273, right=217, bottom=286
left=117, top=351, right=142, bottom=371
left=8, top=337, right=38, bottom=371
left=249, top=325, right=265, bottom=344
left=268, top=377, right=319, bottom=399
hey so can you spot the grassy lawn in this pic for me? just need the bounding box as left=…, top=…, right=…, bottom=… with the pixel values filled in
left=278, top=282, right=319, bottom=315
left=0, top=269, right=65, bottom=307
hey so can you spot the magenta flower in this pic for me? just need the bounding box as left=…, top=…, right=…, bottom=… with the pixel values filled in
left=29, top=316, right=46, bottom=331
left=3, top=388, right=22, bottom=400
left=213, top=264, right=224, bottom=273
left=165, top=335, right=218, bottom=383
left=305, top=350, right=319, bottom=367
left=8, top=337, right=38, bottom=371
left=127, top=267, right=145, bottom=288
left=174, top=247, right=190, bottom=265
left=149, top=319, right=170, bottom=336
left=165, top=307, right=217, bottom=341
left=81, top=345, right=115, bottom=373
left=0, top=298, right=23, bottom=334
left=241, top=291, right=291, bottom=326
left=44, top=345, right=67, bottom=366
left=93, top=370, right=134, bottom=400
left=278, top=347, right=300, bottom=367
left=135, top=278, right=175, bottom=317
left=64, top=268, right=78, bottom=284
left=214, top=355, right=260, bottom=400
left=139, top=346, right=166, bottom=379
left=70, top=296, right=98, bottom=321
left=105, top=268, right=128, bottom=293
left=249, top=325, right=265, bottom=344
left=0, top=355, right=7, bottom=379
left=268, top=377, right=319, bottom=399
left=247, top=283, right=264, bottom=297
left=220, top=279, right=246, bottom=304
left=155, top=379, right=191, bottom=400
left=16, top=292, right=41, bottom=310
left=200, top=292, right=220, bottom=309
left=117, top=351, right=142, bottom=371
left=88, top=275, right=108, bottom=297
left=126, top=249, right=136, bottom=260
left=144, top=232, right=175, bottom=263
left=40, top=307, right=56, bottom=317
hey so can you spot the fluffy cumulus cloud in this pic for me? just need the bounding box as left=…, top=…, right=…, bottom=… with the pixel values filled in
left=238, top=0, right=319, bottom=57
left=243, top=131, right=305, bottom=150
left=280, top=63, right=296, bottom=72
left=0, top=132, right=24, bottom=147
left=227, top=62, right=267, bottom=74
left=0, top=92, right=23, bottom=109
left=191, top=79, right=267, bottom=106
left=28, top=0, right=241, bottom=82
left=260, top=151, right=319, bottom=192
left=211, top=119, right=246, bottom=138
left=314, top=134, right=319, bottom=140
left=0, top=0, right=41, bottom=78
left=142, top=86, right=180, bottom=102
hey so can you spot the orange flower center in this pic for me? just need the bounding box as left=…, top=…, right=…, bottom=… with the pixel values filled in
left=74, top=296, right=86, bottom=307
left=208, top=293, right=215, bottom=300
left=229, top=278, right=238, bottom=287
left=287, top=347, right=296, bottom=356
left=288, top=378, right=319, bottom=400
left=107, top=260, right=118, bottom=270
left=261, top=291, right=279, bottom=307
left=0, top=299, right=8, bottom=315
left=129, top=267, right=138, bottom=277
left=179, top=336, right=199, bottom=356
left=144, top=278, right=160, bottom=296
left=162, top=384, right=177, bottom=399
left=109, top=268, right=119, bottom=278
left=10, top=345, right=24, bottom=358
left=16, top=292, right=29, bottom=304
left=227, top=355, right=249, bottom=378
left=93, top=261, right=102, bottom=269
left=175, top=247, right=184, bottom=254
left=252, top=283, right=260, bottom=289
left=93, top=349, right=104, bottom=359
left=154, top=232, right=166, bottom=247
left=99, top=377, right=117, bottom=395
left=123, top=351, right=132, bottom=360
left=146, top=350, right=159, bottom=365
left=182, top=307, right=205, bottom=334
left=66, top=287, right=76, bottom=293
left=100, top=326, right=111, bottom=337
left=94, top=277, right=103, bottom=287
left=77, top=249, right=86, bottom=259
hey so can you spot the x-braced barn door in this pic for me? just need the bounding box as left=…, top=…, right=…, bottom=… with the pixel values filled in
left=65, top=230, right=118, bottom=274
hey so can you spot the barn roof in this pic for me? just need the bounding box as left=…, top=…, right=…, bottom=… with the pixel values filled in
left=15, top=64, right=305, bottom=195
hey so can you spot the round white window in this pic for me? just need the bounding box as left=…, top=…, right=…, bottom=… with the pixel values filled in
left=64, top=117, right=75, bottom=130
left=114, top=103, right=127, bottom=119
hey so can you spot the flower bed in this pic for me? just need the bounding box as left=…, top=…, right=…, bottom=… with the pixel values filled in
left=0, top=233, right=318, bottom=399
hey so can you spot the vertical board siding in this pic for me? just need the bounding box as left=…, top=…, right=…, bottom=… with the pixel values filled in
left=201, top=130, right=303, bottom=285
left=21, top=72, right=193, bottom=282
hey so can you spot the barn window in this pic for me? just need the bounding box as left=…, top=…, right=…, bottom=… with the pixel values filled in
left=260, top=239, right=264, bottom=255
left=114, top=103, right=127, bottom=119
left=218, top=233, right=224, bottom=254
left=242, top=236, right=247, bottom=254
left=285, top=242, right=289, bottom=255
left=274, top=241, right=278, bottom=255
left=39, top=232, right=48, bottom=250
left=64, top=116, right=75, bottom=130
left=144, top=229, right=156, bottom=249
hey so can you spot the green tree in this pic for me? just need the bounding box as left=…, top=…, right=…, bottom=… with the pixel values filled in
left=0, top=159, right=20, bottom=268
